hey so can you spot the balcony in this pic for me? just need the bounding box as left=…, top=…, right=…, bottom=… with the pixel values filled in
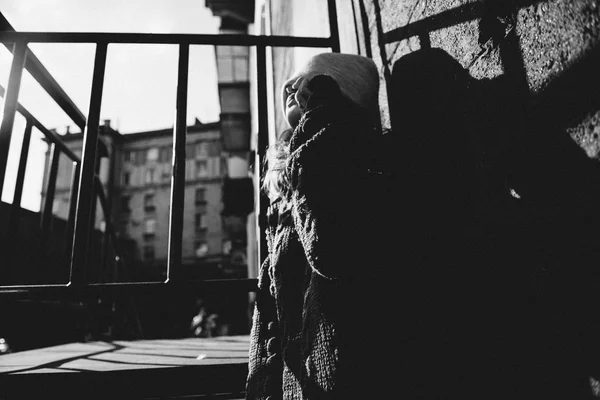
left=0, top=1, right=340, bottom=398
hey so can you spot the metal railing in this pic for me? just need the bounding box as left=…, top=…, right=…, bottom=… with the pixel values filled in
left=0, top=0, right=340, bottom=295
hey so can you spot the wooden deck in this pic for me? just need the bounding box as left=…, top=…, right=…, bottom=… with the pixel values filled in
left=0, top=335, right=250, bottom=399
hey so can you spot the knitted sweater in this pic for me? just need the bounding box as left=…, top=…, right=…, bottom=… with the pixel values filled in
left=245, top=98, right=396, bottom=400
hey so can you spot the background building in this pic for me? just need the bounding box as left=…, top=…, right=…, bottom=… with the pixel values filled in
left=42, top=119, right=236, bottom=282
left=206, top=0, right=257, bottom=283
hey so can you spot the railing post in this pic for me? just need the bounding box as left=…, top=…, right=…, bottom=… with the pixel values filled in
left=256, top=45, right=269, bottom=267
left=41, top=142, right=60, bottom=237
left=96, top=177, right=109, bottom=281
left=166, top=43, right=189, bottom=283
left=0, top=42, right=27, bottom=198
left=327, top=0, right=341, bottom=53
left=7, top=119, right=32, bottom=237
left=87, top=147, right=101, bottom=278
left=70, top=42, right=107, bottom=287
left=65, top=162, right=80, bottom=262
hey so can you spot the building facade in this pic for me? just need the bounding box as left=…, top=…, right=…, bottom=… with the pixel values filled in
left=43, top=119, right=238, bottom=281
left=206, top=0, right=257, bottom=281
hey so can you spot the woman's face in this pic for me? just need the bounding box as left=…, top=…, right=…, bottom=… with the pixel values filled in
left=283, top=76, right=308, bottom=128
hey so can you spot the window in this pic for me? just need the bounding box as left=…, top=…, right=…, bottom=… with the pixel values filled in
left=233, top=58, right=248, bottom=81
left=186, top=143, right=195, bottom=159
left=211, top=157, right=222, bottom=177
left=144, top=193, right=155, bottom=212
left=120, top=195, right=130, bottom=212
left=162, top=167, right=172, bottom=181
left=147, top=147, right=159, bottom=162
left=135, top=150, right=145, bottom=165
left=216, top=45, right=249, bottom=83
left=196, top=159, right=209, bottom=178
left=195, top=213, right=207, bottom=231
left=143, top=245, right=155, bottom=260
left=122, top=172, right=130, bottom=186
left=124, top=150, right=135, bottom=163
left=195, top=187, right=206, bottom=205
left=208, top=141, right=221, bottom=157
left=195, top=241, right=208, bottom=258
left=145, top=168, right=155, bottom=184
left=144, top=218, right=156, bottom=238
left=195, top=142, right=208, bottom=158
left=159, top=146, right=172, bottom=163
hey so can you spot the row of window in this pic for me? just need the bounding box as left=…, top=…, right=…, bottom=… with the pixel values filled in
left=141, top=212, right=207, bottom=238
left=122, top=158, right=222, bottom=186
left=121, top=187, right=206, bottom=213
left=123, top=141, right=222, bottom=165
left=121, top=185, right=210, bottom=261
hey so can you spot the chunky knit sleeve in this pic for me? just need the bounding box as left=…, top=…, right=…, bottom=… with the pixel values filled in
left=285, top=105, right=391, bottom=281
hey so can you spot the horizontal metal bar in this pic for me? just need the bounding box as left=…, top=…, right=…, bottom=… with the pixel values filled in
left=0, top=32, right=334, bottom=48
left=0, top=279, right=259, bottom=297
left=0, top=284, right=70, bottom=291
left=0, top=13, right=87, bottom=130
left=91, top=278, right=258, bottom=288
left=0, top=84, right=81, bottom=163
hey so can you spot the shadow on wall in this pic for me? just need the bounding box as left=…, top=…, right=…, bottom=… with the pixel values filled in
left=380, top=14, right=600, bottom=398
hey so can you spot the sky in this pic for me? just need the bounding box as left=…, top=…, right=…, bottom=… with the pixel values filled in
left=0, top=0, right=223, bottom=211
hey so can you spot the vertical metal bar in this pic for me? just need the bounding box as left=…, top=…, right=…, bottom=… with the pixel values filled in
left=103, top=140, right=117, bottom=281
left=65, top=162, right=80, bottom=262
left=95, top=176, right=108, bottom=280
left=351, top=0, right=362, bottom=55
left=256, top=45, right=269, bottom=267
left=358, top=0, right=373, bottom=59
left=0, top=42, right=27, bottom=196
left=327, top=0, right=341, bottom=52
left=70, top=42, right=107, bottom=287
left=95, top=176, right=123, bottom=282
left=7, top=120, right=32, bottom=236
left=166, top=43, right=189, bottom=283
left=87, top=148, right=101, bottom=278
left=41, top=143, right=60, bottom=237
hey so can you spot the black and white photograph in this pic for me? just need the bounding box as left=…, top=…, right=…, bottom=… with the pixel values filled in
left=1, top=0, right=600, bottom=399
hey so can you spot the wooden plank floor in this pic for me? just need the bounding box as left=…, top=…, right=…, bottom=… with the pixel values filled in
left=0, top=335, right=250, bottom=399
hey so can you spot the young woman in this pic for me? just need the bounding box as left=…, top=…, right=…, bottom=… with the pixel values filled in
left=245, top=52, right=398, bottom=399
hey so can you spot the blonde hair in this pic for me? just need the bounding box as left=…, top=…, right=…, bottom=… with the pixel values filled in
left=262, top=129, right=292, bottom=201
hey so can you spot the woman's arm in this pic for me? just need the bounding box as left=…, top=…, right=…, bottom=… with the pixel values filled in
left=285, top=87, right=392, bottom=281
